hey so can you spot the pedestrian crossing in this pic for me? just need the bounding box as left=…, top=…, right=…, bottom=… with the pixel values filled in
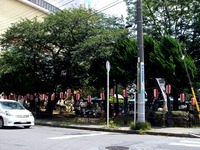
left=48, top=132, right=109, bottom=140
left=169, top=140, right=200, bottom=148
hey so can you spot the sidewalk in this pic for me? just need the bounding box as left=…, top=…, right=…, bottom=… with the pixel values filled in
left=35, top=119, right=200, bottom=138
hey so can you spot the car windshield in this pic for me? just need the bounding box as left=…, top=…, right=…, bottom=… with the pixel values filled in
left=0, top=101, right=25, bottom=110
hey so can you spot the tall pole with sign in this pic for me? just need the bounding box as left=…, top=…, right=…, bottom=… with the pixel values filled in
left=137, top=0, right=145, bottom=123
left=106, top=61, right=110, bottom=127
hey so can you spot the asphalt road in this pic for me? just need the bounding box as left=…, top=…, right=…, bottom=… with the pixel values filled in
left=1, top=125, right=200, bottom=150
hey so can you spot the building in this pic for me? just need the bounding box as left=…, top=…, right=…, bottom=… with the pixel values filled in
left=0, top=0, right=92, bottom=36
left=0, top=0, right=60, bottom=36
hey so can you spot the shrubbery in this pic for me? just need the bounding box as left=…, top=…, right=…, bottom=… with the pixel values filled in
left=146, top=110, right=200, bottom=127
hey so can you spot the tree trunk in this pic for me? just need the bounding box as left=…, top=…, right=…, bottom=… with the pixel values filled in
left=173, top=90, right=179, bottom=110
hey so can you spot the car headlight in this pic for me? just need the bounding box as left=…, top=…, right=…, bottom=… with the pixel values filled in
left=5, top=111, right=13, bottom=116
left=29, top=112, right=33, bottom=117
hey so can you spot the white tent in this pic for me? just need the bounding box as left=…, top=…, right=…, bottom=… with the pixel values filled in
left=113, top=94, right=124, bottom=99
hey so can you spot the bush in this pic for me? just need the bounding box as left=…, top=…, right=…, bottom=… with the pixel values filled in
left=146, top=110, right=200, bottom=127
left=167, top=111, right=189, bottom=127
left=147, top=111, right=166, bottom=127
left=130, top=121, right=151, bottom=131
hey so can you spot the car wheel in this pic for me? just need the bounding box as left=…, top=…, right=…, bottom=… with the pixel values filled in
left=0, top=117, right=4, bottom=129
left=24, top=126, right=30, bottom=129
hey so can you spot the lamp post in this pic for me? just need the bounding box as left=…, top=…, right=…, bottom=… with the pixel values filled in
left=137, top=0, right=145, bottom=123
left=106, top=61, right=110, bottom=127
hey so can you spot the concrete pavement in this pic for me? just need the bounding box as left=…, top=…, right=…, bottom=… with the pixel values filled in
left=35, top=119, right=200, bottom=138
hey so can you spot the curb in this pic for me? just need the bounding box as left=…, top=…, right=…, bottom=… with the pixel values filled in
left=35, top=121, right=200, bottom=138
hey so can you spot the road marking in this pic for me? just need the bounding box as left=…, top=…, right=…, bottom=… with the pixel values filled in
left=49, top=132, right=109, bottom=140
left=169, top=140, right=200, bottom=147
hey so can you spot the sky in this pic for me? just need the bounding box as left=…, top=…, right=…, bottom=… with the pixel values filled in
left=45, top=0, right=127, bottom=17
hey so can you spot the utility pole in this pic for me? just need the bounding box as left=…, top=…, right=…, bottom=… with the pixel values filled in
left=136, top=0, right=145, bottom=123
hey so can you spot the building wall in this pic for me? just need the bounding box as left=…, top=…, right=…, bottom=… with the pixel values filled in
left=0, top=0, right=48, bottom=36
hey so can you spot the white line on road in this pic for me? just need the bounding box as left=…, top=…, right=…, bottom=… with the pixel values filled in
left=169, top=140, right=200, bottom=147
left=49, top=132, right=109, bottom=140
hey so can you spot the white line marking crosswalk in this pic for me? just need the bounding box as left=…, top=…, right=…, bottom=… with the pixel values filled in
left=169, top=140, right=200, bottom=147
left=49, top=132, right=109, bottom=140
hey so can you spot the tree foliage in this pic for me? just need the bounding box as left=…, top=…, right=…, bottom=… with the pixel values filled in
left=142, top=0, right=200, bottom=82
left=0, top=8, right=128, bottom=94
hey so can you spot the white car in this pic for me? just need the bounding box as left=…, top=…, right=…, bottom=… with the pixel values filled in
left=0, top=99, right=34, bottom=128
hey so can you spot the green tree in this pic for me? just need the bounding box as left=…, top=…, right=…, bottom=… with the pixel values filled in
left=110, top=38, right=137, bottom=87
left=143, top=0, right=200, bottom=82
left=144, top=36, right=197, bottom=110
left=0, top=8, right=128, bottom=114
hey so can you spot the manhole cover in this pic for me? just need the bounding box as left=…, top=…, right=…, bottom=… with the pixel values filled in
left=105, top=146, right=129, bottom=150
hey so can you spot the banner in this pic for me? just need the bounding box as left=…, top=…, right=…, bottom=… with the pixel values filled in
left=156, top=78, right=168, bottom=111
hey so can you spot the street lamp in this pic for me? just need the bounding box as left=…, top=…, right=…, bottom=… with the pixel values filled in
left=106, top=61, right=110, bottom=127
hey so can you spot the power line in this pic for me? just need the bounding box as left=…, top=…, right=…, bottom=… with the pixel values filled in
left=0, top=0, right=125, bottom=33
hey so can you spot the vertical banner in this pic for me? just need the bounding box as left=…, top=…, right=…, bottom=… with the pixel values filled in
left=140, top=62, right=145, bottom=94
left=156, top=78, right=168, bottom=111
